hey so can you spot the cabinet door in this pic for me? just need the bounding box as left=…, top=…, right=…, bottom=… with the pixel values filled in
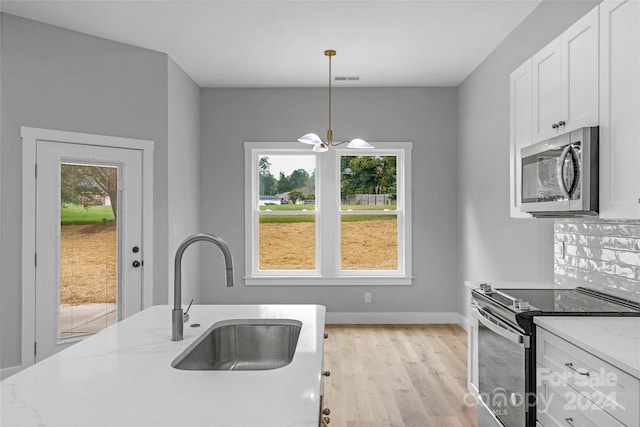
left=532, top=7, right=599, bottom=144
left=599, top=0, right=640, bottom=219
left=509, top=59, right=533, bottom=218
left=533, top=39, right=563, bottom=142
left=562, top=7, right=599, bottom=131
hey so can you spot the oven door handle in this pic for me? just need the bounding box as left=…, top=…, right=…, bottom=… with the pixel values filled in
left=472, top=306, right=530, bottom=348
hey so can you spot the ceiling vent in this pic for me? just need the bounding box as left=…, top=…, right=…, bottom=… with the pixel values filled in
left=334, top=76, right=361, bottom=81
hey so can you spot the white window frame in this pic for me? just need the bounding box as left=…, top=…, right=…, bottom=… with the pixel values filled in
left=244, top=142, right=412, bottom=286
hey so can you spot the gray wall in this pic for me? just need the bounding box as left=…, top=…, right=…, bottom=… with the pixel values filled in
left=0, top=13, right=170, bottom=368
left=199, top=87, right=460, bottom=314
left=457, top=0, right=599, bottom=304
left=167, top=58, right=201, bottom=304
left=0, top=12, right=3, bottom=367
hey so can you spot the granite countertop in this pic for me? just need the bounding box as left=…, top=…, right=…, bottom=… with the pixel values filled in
left=1, top=304, right=326, bottom=427
left=535, top=316, right=640, bottom=378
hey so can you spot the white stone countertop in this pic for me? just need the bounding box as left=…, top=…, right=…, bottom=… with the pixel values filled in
left=1, top=304, right=326, bottom=427
left=534, top=316, right=640, bottom=379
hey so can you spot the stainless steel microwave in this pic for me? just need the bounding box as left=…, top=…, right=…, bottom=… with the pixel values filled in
left=521, top=127, right=598, bottom=218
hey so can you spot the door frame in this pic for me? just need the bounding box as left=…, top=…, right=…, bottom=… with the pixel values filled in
left=21, top=126, right=154, bottom=368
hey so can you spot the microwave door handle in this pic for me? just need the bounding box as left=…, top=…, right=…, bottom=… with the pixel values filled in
left=557, top=145, right=572, bottom=198
left=566, top=145, right=580, bottom=197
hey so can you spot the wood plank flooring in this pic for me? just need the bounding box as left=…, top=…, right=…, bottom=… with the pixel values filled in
left=322, top=324, right=478, bottom=427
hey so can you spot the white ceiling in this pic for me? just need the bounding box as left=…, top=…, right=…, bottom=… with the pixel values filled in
left=0, top=0, right=541, bottom=88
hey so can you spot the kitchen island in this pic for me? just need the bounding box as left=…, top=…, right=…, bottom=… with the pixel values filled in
left=1, top=304, right=326, bottom=427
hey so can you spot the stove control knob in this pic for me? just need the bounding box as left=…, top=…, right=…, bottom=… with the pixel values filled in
left=479, top=283, right=492, bottom=293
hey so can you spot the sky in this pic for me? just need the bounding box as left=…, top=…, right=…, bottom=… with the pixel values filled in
left=262, top=154, right=316, bottom=177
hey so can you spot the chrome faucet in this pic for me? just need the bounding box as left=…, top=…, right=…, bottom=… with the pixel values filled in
left=172, top=233, right=234, bottom=341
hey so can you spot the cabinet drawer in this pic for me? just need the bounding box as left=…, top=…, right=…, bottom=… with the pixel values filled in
left=537, top=328, right=639, bottom=426
left=538, top=371, right=625, bottom=427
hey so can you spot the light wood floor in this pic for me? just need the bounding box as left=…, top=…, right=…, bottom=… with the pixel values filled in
left=323, top=324, right=478, bottom=427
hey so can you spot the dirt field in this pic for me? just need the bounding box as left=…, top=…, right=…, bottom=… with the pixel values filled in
left=259, top=220, right=398, bottom=270
left=61, top=220, right=397, bottom=305
left=60, top=224, right=117, bottom=305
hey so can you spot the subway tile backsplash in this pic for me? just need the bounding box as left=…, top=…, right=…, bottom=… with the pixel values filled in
left=554, top=219, right=640, bottom=303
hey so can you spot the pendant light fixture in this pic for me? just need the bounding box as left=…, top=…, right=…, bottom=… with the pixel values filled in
left=298, top=50, right=374, bottom=152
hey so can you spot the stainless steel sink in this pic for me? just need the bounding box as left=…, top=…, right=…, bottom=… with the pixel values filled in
left=171, top=319, right=302, bottom=371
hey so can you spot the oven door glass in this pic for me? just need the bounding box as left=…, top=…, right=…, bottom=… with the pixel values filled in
left=521, top=143, right=580, bottom=204
left=477, top=317, right=527, bottom=427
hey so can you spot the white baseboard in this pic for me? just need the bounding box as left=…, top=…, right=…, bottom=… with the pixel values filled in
left=327, top=311, right=468, bottom=330
left=1, top=364, right=24, bottom=380
left=457, top=314, right=470, bottom=332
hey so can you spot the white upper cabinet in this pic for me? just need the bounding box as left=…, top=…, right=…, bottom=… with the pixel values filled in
left=599, top=0, right=640, bottom=219
left=532, top=7, right=599, bottom=143
left=532, top=39, right=563, bottom=141
left=509, top=59, right=533, bottom=218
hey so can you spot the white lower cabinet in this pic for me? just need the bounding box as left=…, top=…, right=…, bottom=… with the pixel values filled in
left=536, top=327, right=640, bottom=426
left=319, top=330, right=331, bottom=426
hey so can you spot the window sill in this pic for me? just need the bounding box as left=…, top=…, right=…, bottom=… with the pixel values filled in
left=243, top=276, right=413, bottom=286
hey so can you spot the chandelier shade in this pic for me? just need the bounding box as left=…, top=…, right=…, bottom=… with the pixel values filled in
left=298, top=133, right=323, bottom=145
left=298, top=50, right=373, bottom=152
left=347, top=138, right=373, bottom=149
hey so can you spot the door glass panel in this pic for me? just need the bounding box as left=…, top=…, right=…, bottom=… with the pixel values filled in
left=59, top=164, right=118, bottom=339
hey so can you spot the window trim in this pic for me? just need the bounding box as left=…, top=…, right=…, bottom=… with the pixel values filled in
left=244, top=142, right=413, bottom=286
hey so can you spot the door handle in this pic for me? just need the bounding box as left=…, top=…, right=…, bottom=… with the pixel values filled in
left=558, top=145, right=572, bottom=198
left=132, top=260, right=141, bottom=268
left=558, top=145, right=579, bottom=199
left=471, top=307, right=529, bottom=347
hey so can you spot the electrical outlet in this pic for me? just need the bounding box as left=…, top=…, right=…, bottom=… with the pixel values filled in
left=364, top=292, right=372, bottom=303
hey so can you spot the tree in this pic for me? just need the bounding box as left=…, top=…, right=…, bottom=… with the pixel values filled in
left=277, top=171, right=292, bottom=193
left=259, top=156, right=277, bottom=195
left=288, top=189, right=304, bottom=203
left=61, top=164, right=118, bottom=219
left=289, top=169, right=310, bottom=190
left=340, top=155, right=397, bottom=201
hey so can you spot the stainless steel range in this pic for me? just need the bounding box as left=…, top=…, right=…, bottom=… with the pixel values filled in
left=470, top=284, right=640, bottom=427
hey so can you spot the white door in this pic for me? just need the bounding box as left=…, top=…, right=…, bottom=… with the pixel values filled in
left=35, top=141, right=144, bottom=361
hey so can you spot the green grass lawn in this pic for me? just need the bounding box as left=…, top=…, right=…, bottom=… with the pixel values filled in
left=259, top=204, right=397, bottom=223
left=60, top=205, right=115, bottom=225
left=260, top=204, right=396, bottom=211
left=259, top=215, right=397, bottom=223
